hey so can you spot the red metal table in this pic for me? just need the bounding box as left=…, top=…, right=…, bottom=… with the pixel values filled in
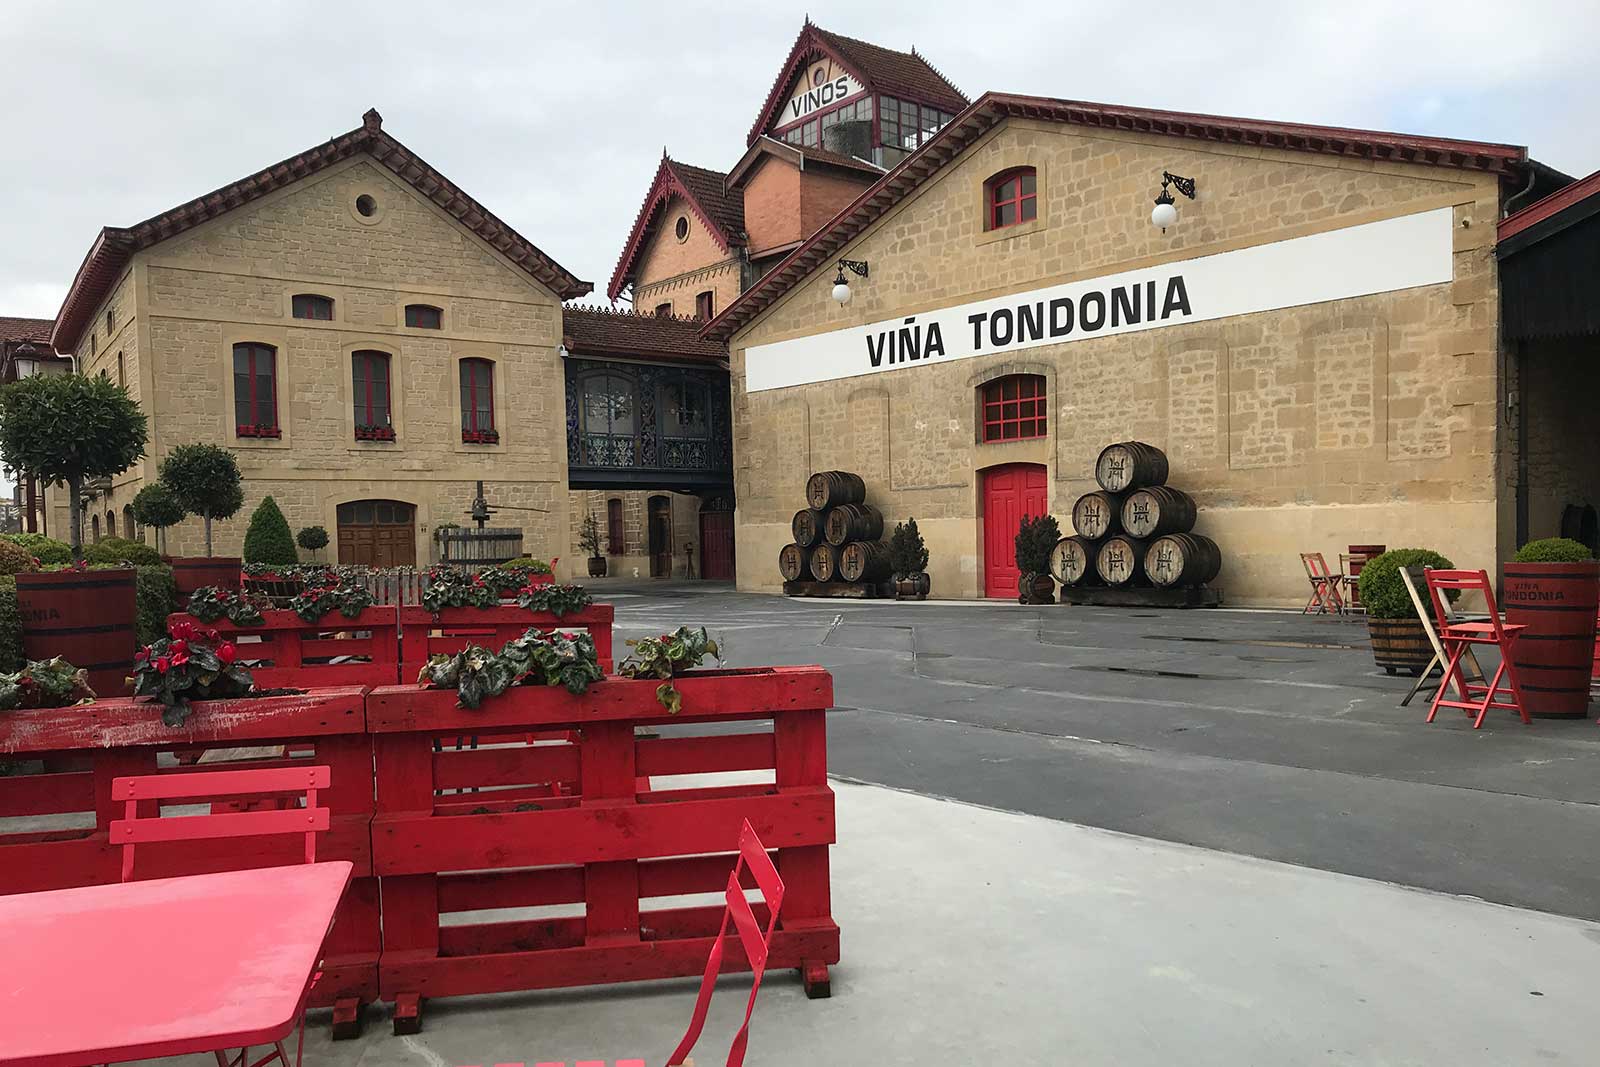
left=0, top=860, right=353, bottom=1067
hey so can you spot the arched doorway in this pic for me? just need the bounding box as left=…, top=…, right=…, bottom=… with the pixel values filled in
left=981, top=463, right=1048, bottom=598
left=337, top=499, right=416, bottom=567
left=647, top=496, right=672, bottom=577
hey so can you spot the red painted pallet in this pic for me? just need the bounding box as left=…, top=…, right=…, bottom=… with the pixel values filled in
left=366, top=666, right=839, bottom=1034
left=398, top=603, right=615, bottom=680
left=0, top=687, right=379, bottom=1036
left=169, top=606, right=400, bottom=689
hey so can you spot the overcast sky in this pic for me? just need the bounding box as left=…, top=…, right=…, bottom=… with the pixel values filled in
left=2, top=0, right=1597, bottom=323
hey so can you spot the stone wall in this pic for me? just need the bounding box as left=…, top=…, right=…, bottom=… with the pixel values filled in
left=569, top=488, right=704, bottom=577
left=729, top=119, right=1506, bottom=605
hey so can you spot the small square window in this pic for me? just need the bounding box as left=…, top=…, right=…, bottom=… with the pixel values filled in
left=292, top=294, right=334, bottom=320
left=405, top=304, right=442, bottom=329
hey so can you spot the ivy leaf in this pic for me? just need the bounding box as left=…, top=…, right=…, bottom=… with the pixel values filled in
left=656, top=682, right=682, bottom=714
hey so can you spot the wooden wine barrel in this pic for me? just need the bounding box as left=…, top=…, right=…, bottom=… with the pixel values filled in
left=778, top=543, right=813, bottom=582
left=1145, top=533, right=1221, bottom=588
left=167, top=555, right=242, bottom=608
left=1095, top=441, right=1169, bottom=493
left=1094, top=535, right=1147, bottom=586
left=809, top=542, right=839, bottom=582
left=1071, top=491, right=1121, bottom=541
left=1369, top=617, right=1432, bottom=676
left=824, top=503, right=884, bottom=546
left=16, top=568, right=138, bottom=698
left=791, top=509, right=825, bottom=548
left=1048, top=536, right=1100, bottom=586
left=1503, top=561, right=1600, bottom=717
left=1120, top=486, right=1197, bottom=539
left=806, top=471, right=866, bottom=511
left=839, top=540, right=892, bottom=583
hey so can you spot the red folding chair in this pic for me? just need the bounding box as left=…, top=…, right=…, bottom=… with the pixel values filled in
left=666, top=820, right=786, bottom=1067
left=1421, top=569, right=1531, bottom=729
left=111, top=765, right=332, bottom=1067
left=1300, top=552, right=1344, bottom=615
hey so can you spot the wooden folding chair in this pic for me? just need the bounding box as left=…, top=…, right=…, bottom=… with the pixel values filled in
left=111, top=766, right=332, bottom=1067
left=1397, top=565, right=1484, bottom=707
left=1300, top=552, right=1344, bottom=615
left=1421, top=569, right=1531, bottom=729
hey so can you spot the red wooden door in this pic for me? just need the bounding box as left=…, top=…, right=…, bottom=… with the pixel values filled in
left=982, top=463, right=1048, bottom=598
left=699, top=510, right=735, bottom=580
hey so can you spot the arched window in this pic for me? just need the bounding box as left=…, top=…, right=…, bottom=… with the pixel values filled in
left=980, top=374, right=1047, bottom=442
left=580, top=372, right=637, bottom=466
left=122, top=505, right=136, bottom=540
left=459, top=358, right=497, bottom=442
left=353, top=351, right=394, bottom=440
left=404, top=304, right=442, bottom=329
left=291, top=293, right=334, bottom=320
left=91, top=515, right=100, bottom=542
left=232, top=342, right=279, bottom=437
left=607, top=498, right=624, bottom=555
left=985, top=167, right=1037, bottom=231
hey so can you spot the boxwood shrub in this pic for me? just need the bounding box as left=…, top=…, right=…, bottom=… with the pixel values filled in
left=1513, top=538, right=1595, bottom=564
left=0, top=533, right=70, bottom=566
left=1358, top=548, right=1458, bottom=620
left=85, top=537, right=164, bottom=567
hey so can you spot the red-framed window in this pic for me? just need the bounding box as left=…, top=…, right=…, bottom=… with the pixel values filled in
left=232, top=342, right=280, bottom=437
left=291, top=293, right=334, bottom=320
left=980, top=374, right=1047, bottom=442
left=459, top=358, right=497, bottom=442
left=695, top=290, right=714, bottom=320
left=405, top=304, right=442, bottom=329
left=352, top=350, right=394, bottom=440
left=985, top=167, right=1037, bottom=231
left=607, top=498, right=624, bottom=555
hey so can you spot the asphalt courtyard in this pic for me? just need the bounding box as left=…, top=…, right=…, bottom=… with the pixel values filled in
left=609, top=582, right=1600, bottom=924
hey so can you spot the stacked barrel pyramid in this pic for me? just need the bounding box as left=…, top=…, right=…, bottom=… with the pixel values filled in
left=1050, top=442, right=1222, bottom=591
left=779, top=471, right=892, bottom=588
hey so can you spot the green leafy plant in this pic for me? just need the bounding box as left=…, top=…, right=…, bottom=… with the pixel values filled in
left=1514, top=538, right=1595, bottom=564
left=887, top=517, right=930, bottom=578
left=1358, top=548, right=1459, bottom=620
left=159, top=444, right=243, bottom=556
left=0, top=533, right=71, bottom=566
left=500, top=556, right=554, bottom=576
left=1013, top=513, right=1061, bottom=575
left=287, top=579, right=374, bottom=623
left=516, top=583, right=593, bottom=618
left=0, top=578, right=20, bottom=673
left=420, top=566, right=500, bottom=611
left=0, top=540, right=38, bottom=577
left=0, top=657, right=96, bottom=711
left=618, top=625, right=722, bottom=713
left=242, top=495, right=298, bottom=566
left=130, top=618, right=256, bottom=726
left=416, top=628, right=604, bottom=709
left=578, top=513, right=603, bottom=558
left=0, top=373, right=148, bottom=561
left=184, top=585, right=267, bottom=626
left=130, top=482, right=185, bottom=555
left=85, top=537, right=163, bottom=567
left=130, top=564, right=177, bottom=647
left=297, top=525, right=329, bottom=557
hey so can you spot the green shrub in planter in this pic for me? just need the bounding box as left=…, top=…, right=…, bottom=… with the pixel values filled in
left=888, top=517, right=930, bottom=578
left=0, top=541, right=39, bottom=576
left=1513, top=538, right=1594, bottom=564
left=243, top=496, right=298, bottom=566
left=0, top=578, right=20, bottom=673
left=297, top=525, right=329, bottom=556
left=1013, top=514, right=1061, bottom=575
left=1358, top=548, right=1458, bottom=619
left=500, top=556, right=553, bottom=576
left=130, top=564, right=177, bottom=647
left=0, top=533, right=70, bottom=566
left=85, top=537, right=163, bottom=567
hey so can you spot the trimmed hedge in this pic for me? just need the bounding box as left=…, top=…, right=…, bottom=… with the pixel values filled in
left=1514, top=537, right=1594, bottom=564
left=243, top=495, right=298, bottom=566
left=0, top=541, right=38, bottom=577
left=85, top=537, right=163, bottom=567
left=0, top=533, right=71, bottom=566
left=1358, top=548, right=1458, bottom=620
left=0, top=578, right=19, bottom=673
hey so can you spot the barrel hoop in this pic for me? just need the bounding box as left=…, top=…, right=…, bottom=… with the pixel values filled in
left=24, top=622, right=137, bottom=636
left=1503, top=569, right=1600, bottom=579
left=1515, top=661, right=1592, bottom=670
left=1501, top=604, right=1596, bottom=612
left=17, top=577, right=136, bottom=590
left=1520, top=684, right=1591, bottom=693
left=1518, top=634, right=1592, bottom=641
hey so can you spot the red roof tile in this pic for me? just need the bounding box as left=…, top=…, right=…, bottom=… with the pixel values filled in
left=705, top=91, right=1530, bottom=342
left=748, top=21, right=968, bottom=146
left=726, top=136, right=884, bottom=190
left=0, top=317, right=55, bottom=345
left=606, top=154, right=747, bottom=302
left=563, top=305, right=727, bottom=364
left=51, top=109, right=591, bottom=352
left=1498, top=168, right=1600, bottom=245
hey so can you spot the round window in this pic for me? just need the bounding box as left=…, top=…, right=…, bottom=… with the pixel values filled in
left=674, top=216, right=689, bottom=241
left=355, top=194, right=378, bottom=217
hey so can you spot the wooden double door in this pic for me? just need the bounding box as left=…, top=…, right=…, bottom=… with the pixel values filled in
left=982, top=464, right=1048, bottom=598
left=337, top=499, right=416, bottom=568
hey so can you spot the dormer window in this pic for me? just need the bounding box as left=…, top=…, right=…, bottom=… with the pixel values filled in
left=292, top=293, right=334, bottom=320
left=985, top=168, right=1037, bottom=231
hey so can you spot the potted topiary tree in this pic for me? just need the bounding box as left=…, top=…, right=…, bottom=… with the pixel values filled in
left=579, top=511, right=606, bottom=578
left=1503, top=537, right=1598, bottom=717
left=297, top=525, right=329, bottom=561
left=888, top=517, right=930, bottom=600
left=1014, top=513, right=1061, bottom=604
left=130, top=481, right=184, bottom=556
left=1357, top=547, right=1457, bottom=675
left=159, top=444, right=245, bottom=603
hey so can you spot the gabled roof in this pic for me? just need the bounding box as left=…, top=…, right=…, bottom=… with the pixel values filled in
left=563, top=305, right=727, bottom=365
left=747, top=20, right=968, bottom=146
left=1498, top=168, right=1600, bottom=253
left=51, top=109, right=591, bottom=352
left=0, top=317, right=55, bottom=345
left=606, top=154, right=747, bottom=302
left=726, top=136, right=885, bottom=190
left=705, top=90, right=1530, bottom=342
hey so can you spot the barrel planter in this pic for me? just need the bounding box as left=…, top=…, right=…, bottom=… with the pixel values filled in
left=1095, top=536, right=1147, bottom=587
left=824, top=504, right=884, bottom=547
left=16, top=568, right=138, bottom=698
left=1367, top=616, right=1432, bottom=676
left=1502, top=561, right=1599, bottom=717
left=1094, top=442, right=1169, bottom=494
left=1145, top=533, right=1221, bottom=588
left=806, top=471, right=866, bottom=511
left=778, top=543, right=814, bottom=583
left=809, top=543, right=839, bottom=582
left=895, top=573, right=931, bottom=601
left=1071, top=491, right=1121, bottom=541
left=1121, top=487, right=1196, bottom=539
left=838, top=540, right=891, bottom=583
left=1018, top=571, right=1056, bottom=605
left=167, top=556, right=242, bottom=608
left=1048, top=535, right=1100, bottom=586
left=791, top=508, right=825, bottom=548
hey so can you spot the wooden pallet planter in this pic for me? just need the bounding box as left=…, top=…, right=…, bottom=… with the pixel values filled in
left=366, top=665, right=839, bottom=1034
left=398, top=603, right=616, bottom=679
left=0, top=687, right=379, bottom=1036
left=171, top=606, right=400, bottom=689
